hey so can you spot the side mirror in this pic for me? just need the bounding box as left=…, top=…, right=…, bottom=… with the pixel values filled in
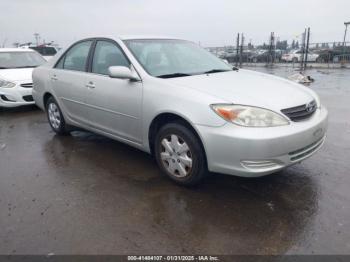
left=108, top=66, right=140, bottom=81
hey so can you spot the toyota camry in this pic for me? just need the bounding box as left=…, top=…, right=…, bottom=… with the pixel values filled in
left=32, top=36, right=328, bottom=185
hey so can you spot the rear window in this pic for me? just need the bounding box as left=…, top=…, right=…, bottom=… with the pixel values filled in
left=30, top=46, right=57, bottom=56
left=55, top=41, right=93, bottom=72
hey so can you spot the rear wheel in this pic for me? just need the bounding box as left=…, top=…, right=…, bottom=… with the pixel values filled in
left=154, top=122, right=207, bottom=186
left=46, top=96, right=69, bottom=135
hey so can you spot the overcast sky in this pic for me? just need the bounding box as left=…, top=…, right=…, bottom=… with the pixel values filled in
left=1, top=0, right=349, bottom=48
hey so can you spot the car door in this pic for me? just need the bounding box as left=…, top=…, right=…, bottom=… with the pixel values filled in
left=50, top=40, right=93, bottom=125
left=84, top=40, right=143, bottom=143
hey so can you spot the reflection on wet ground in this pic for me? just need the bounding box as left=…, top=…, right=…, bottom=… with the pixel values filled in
left=0, top=68, right=349, bottom=254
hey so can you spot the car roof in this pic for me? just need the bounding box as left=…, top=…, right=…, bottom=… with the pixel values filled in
left=80, top=35, right=183, bottom=41
left=118, top=35, right=183, bottom=40
left=0, top=48, right=36, bottom=53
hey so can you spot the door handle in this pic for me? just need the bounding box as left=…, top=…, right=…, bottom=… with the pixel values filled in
left=86, top=81, right=95, bottom=89
left=51, top=75, right=58, bottom=81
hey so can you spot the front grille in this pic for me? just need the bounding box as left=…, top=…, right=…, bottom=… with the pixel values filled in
left=22, top=95, right=34, bottom=102
left=20, top=83, right=33, bottom=88
left=289, top=136, right=325, bottom=162
left=281, top=100, right=317, bottom=122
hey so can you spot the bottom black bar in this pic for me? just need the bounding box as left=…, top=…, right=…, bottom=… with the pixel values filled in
left=0, top=255, right=349, bottom=262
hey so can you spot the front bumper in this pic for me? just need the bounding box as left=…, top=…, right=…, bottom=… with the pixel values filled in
left=0, top=83, right=34, bottom=108
left=196, top=106, right=328, bottom=177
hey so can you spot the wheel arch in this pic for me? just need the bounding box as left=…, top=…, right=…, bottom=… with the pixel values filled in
left=148, top=112, right=208, bottom=166
left=43, top=92, right=53, bottom=110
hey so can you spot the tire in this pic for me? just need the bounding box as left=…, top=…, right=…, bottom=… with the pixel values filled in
left=154, top=122, right=207, bottom=186
left=45, top=96, right=70, bottom=135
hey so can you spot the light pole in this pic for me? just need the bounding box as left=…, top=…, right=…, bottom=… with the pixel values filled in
left=342, top=22, right=350, bottom=66
left=34, top=33, right=40, bottom=46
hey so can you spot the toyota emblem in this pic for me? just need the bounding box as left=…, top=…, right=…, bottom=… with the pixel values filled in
left=306, top=103, right=313, bottom=112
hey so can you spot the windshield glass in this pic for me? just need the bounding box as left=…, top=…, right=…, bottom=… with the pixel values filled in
left=0, top=51, right=46, bottom=69
left=124, top=39, right=232, bottom=77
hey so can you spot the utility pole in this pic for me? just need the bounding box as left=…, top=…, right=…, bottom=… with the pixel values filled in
left=342, top=22, right=350, bottom=67
left=267, top=32, right=275, bottom=66
left=304, top=27, right=311, bottom=70
left=1, top=38, right=7, bottom=48
left=235, top=33, right=240, bottom=67
left=239, top=33, right=244, bottom=68
left=300, top=29, right=307, bottom=72
left=34, top=33, right=40, bottom=46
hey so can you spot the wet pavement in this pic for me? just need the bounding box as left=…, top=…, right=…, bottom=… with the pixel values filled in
left=0, top=68, right=349, bottom=255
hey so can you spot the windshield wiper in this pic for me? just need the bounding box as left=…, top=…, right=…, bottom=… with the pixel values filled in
left=13, top=66, right=37, bottom=68
left=157, top=73, right=192, bottom=79
left=0, top=67, right=9, bottom=69
left=203, top=69, right=232, bottom=74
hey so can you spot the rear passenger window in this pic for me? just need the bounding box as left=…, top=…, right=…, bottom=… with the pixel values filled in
left=56, top=41, right=92, bottom=71
left=92, top=41, right=130, bottom=75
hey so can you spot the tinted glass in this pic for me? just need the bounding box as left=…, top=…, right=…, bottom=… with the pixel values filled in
left=61, top=41, right=92, bottom=72
left=46, top=47, right=57, bottom=55
left=55, top=55, right=64, bottom=69
left=125, top=39, right=231, bottom=77
left=92, top=41, right=130, bottom=75
left=30, top=46, right=57, bottom=56
left=43, top=47, right=56, bottom=55
left=0, top=51, right=46, bottom=69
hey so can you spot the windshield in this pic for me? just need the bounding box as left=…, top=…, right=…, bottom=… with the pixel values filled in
left=0, top=51, right=46, bottom=69
left=124, top=39, right=232, bottom=78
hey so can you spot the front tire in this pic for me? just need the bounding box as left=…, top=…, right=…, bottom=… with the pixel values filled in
left=154, top=122, right=207, bottom=186
left=46, top=97, right=69, bottom=135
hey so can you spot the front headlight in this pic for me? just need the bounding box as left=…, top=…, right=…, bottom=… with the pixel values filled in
left=0, top=79, right=16, bottom=88
left=211, top=104, right=290, bottom=127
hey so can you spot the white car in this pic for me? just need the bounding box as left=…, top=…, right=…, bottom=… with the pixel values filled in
left=0, top=48, right=46, bottom=107
left=29, top=45, right=59, bottom=61
left=282, top=50, right=319, bottom=62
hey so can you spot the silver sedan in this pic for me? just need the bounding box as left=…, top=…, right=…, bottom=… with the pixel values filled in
left=32, top=36, right=328, bottom=185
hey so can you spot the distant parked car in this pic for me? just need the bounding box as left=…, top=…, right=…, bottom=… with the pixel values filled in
left=224, top=51, right=254, bottom=63
left=314, top=49, right=345, bottom=63
left=0, top=48, right=46, bottom=107
left=333, top=53, right=350, bottom=63
left=29, top=45, right=59, bottom=61
left=20, top=44, right=59, bottom=61
left=282, top=50, right=319, bottom=62
left=33, top=36, right=327, bottom=185
left=250, top=50, right=282, bottom=63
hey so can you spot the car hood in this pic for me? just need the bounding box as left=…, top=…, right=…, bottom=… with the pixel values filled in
left=165, top=69, right=316, bottom=111
left=0, top=68, right=34, bottom=82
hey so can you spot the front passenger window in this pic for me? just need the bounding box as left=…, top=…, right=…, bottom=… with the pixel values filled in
left=92, top=41, right=130, bottom=75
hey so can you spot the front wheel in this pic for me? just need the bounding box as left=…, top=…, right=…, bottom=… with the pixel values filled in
left=154, top=122, right=207, bottom=186
left=46, top=96, right=69, bottom=135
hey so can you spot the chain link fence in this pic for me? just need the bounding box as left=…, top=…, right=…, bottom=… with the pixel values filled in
left=207, top=41, right=350, bottom=68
